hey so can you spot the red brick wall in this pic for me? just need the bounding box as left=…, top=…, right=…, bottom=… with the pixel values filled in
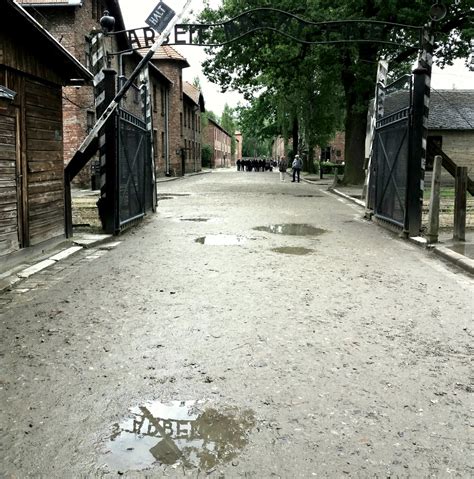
left=204, top=121, right=231, bottom=168
left=183, top=97, right=202, bottom=174
left=152, top=61, right=185, bottom=176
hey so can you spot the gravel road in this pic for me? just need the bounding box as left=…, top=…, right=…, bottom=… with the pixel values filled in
left=1, top=169, right=472, bottom=478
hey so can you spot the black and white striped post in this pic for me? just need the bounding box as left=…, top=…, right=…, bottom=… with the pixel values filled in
left=407, top=23, right=434, bottom=237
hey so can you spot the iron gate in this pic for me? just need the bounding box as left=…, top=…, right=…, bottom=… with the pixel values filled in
left=116, top=81, right=153, bottom=231
left=370, top=75, right=413, bottom=230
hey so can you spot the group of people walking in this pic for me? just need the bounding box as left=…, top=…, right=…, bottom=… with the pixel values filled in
left=236, top=155, right=303, bottom=183
left=278, top=155, right=302, bottom=182
left=236, top=158, right=275, bottom=172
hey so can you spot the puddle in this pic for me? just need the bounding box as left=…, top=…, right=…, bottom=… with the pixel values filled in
left=448, top=243, right=474, bottom=259
left=195, top=235, right=246, bottom=245
left=181, top=218, right=209, bottom=222
left=253, top=224, right=326, bottom=236
left=102, top=400, right=255, bottom=473
left=271, top=247, right=314, bottom=255
left=157, top=196, right=174, bottom=200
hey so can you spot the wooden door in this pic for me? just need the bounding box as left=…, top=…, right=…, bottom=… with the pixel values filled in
left=24, top=78, right=64, bottom=246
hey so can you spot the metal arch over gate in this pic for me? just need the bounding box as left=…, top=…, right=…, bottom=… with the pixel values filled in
left=109, top=8, right=423, bottom=53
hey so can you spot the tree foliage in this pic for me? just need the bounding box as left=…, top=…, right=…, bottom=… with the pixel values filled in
left=199, top=0, right=473, bottom=183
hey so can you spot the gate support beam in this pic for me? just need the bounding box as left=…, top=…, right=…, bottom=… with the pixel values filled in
left=406, top=66, right=428, bottom=236
left=426, top=154, right=442, bottom=243
left=454, top=166, right=467, bottom=242
left=97, top=69, right=118, bottom=235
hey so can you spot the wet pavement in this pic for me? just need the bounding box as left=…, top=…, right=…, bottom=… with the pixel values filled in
left=1, top=169, right=473, bottom=478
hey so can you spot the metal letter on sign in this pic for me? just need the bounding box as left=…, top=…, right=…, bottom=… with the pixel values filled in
left=146, top=1, right=175, bottom=33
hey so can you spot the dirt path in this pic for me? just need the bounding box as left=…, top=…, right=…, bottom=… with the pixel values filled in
left=1, top=170, right=472, bottom=478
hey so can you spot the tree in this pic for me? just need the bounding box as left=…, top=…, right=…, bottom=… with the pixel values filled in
left=198, top=0, right=473, bottom=183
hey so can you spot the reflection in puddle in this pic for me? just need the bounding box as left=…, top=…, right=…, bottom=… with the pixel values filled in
left=103, top=400, right=255, bottom=473
left=271, top=247, right=314, bottom=255
left=254, top=224, right=326, bottom=236
left=195, top=235, right=246, bottom=245
left=448, top=243, right=474, bottom=259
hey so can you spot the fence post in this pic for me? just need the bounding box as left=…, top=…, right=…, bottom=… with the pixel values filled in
left=426, top=155, right=442, bottom=243
left=453, top=166, right=467, bottom=241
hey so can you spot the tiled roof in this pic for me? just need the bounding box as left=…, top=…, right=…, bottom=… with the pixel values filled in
left=183, top=81, right=201, bottom=105
left=382, top=88, right=474, bottom=131
left=137, top=44, right=189, bottom=66
left=428, top=90, right=474, bottom=130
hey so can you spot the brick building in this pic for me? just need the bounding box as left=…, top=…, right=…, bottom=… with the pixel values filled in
left=145, top=46, right=190, bottom=177
left=148, top=63, right=173, bottom=177
left=18, top=0, right=127, bottom=187
left=235, top=131, right=243, bottom=161
left=272, top=136, right=286, bottom=160
left=182, top=81, right=205, bottom=175
left=315, top=132, right=345, bottom=164
left=204, top=118, right=232, bottom=168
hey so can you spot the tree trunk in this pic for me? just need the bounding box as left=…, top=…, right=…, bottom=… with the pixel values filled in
left=343, top=109, right=368, bottom=184
left=340, top=45, right=377, bottom=185
left=292, top=118, right=298, bottom=160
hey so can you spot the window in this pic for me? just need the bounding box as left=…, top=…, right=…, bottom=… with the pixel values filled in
left=86, top=110, right=95, bottom=133
left=153, top=85, right=157, bottom=112
left=184, top=106, right=187, bottom=128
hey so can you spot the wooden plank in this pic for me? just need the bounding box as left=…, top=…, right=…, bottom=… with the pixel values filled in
left=0, top=237, right=20, bottom=257
left=27, top=160, right=63, bottom=172
left=30, top=201, right=63, bottom=217
left=0, top=160, right=16, bottom=168
left=25, top=92, right=62, bottom=111
left=28, top=190, right=64, bottom=206
left=25, top=79, right=60, bottom=100
left=0, top=202, right=17, bottom=212
left=26, top=117, right=61, bottom=131
left=27, top=129, right=62, bottom=141
left=27, top=139, right=62, bottom=152
left=28, top=180, right=63, bottom=195
left=26, top=104, right=59, bottom=121
left=27, top=150, right=62, bottom=162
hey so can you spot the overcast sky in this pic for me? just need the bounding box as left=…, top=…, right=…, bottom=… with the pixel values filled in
left=118, top=0, right=473, bottom=115
left=118, top=0, right=245, bottom=116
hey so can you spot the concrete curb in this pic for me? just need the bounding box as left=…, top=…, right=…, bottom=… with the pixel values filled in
left=328, top=187, right=366, bottom=208
left=0, top=234, right=113, bottom=294
left=326, top=188, right=474, bottom=276
left=432, top=246, right=474, bottom=275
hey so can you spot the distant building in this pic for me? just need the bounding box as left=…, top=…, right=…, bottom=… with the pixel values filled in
left=272, top=136, right=286, bottom=159
left=235, top=131, right=243, bottom=161
left=315, top=132, right=345, bottom=164
left=204, top=118, right=232, bottom=168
